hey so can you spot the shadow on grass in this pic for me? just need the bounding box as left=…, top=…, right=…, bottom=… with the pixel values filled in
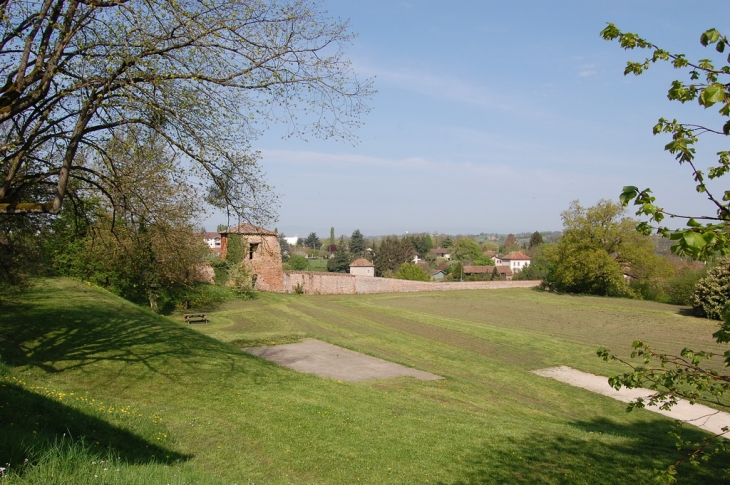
left=0, top=280, right=242, bottom=376
left=1, top=381, right=191, bottom=474
left=441, top=417, right=724, bottom=485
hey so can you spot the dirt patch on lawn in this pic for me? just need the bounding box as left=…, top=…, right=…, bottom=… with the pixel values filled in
left=244, top=339, right=443, bottom=382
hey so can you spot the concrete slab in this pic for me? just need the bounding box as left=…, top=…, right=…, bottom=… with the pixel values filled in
left=244, top=339, right=443, bottom=382
left=533, top=366, right=730, bottom=436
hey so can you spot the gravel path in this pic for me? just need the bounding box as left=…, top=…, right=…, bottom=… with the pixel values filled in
left=533, top=366, right=730, bottom=436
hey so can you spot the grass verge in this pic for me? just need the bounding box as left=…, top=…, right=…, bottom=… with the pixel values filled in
left=0, top=278, right=726, bottom=483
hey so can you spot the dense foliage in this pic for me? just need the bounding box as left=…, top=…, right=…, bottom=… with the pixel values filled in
left=395, top=263, right=430, bottom=281
left=349, top=229, right=366, bottom=256
left=327, top=238, right=352, bottom=273
left=304, top=232, right=322, bottom=250
left=691, top=257, right=730, bottom=319
left=374, top=236, right=415, bottom=277
left=289, top=255, right=309, bottom=271
left=544, top=200, right=670, bottom=296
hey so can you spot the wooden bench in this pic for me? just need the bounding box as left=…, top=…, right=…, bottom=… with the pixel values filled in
left=184, top=313, right=208, bottom=324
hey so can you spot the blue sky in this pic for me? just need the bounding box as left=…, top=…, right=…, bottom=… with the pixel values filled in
left=207, top=1, right=730, bottom=239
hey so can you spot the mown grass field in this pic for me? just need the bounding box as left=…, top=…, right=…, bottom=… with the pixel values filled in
left=0, top=278, right=727, bottom=484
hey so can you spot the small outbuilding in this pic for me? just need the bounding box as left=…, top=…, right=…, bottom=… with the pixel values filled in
left=349, top=258, right=375, bottom=277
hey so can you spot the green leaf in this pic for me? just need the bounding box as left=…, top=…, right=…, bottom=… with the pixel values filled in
left=683, top=231, right=708, bottom=250
left=717, top=41, right=726, bottom=53
left=619, top=186, right=639, bottom=206
left=723, top=120, right=730, bottom=135
left=701, top=29, right=721, bottom=46
left=699, top=84, right=726, bottom=108
left=687, top=218, right=701, bottom=227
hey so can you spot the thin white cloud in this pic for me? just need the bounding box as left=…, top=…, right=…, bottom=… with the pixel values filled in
left=356, top=62, right=546, bottom=116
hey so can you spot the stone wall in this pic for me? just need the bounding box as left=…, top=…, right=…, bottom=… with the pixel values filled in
left=282, top=271, right=540, bottom=295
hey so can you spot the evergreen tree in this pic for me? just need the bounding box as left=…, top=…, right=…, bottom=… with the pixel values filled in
left=327, top=237, right=352, bottom=273
left=374, top=236, right=415, bottom=276
left=278, top=233, right=290, bottom=262
left=329, top=227, right=335, bottom=246
left=529, top=231, right=544, bottom=249
left=442, top=236, right=453, bottom=248
left=216, top=224, right=228, bottom=232
left=349, top=229, right=366, bottom=256
left=304, top=232, right=321, bottom=250
left=503, top=234, right=519, bottom=253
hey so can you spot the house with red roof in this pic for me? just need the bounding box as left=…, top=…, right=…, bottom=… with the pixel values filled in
left=493, top=252, right=531, bottom=273
left=349, top=258, right=375, bottom=277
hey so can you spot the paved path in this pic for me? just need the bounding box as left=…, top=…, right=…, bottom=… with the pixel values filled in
left=244, top=339, right=443, bottom=382
left=533, top=366, right=730, bottom=436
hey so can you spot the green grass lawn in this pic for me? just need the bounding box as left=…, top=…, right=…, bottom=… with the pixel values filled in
left=0, top=278, right=726, bottom=484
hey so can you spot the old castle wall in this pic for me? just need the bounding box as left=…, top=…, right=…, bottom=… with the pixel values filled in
left=282, top=271, right=540, bottom=295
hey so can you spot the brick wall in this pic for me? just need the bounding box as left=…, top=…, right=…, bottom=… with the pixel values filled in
left=282, top=272, right=540, bottom=295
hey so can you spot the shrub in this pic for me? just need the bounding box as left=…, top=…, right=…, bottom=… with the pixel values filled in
left=666, top=266, right=707, bottom=305
left=395, top=263, right=430, bottom=281
left=289, top=255, right=308, bottom=270
left=629, top=279, right=669, bottom=303
left=691, top=257, right=730, bottom=319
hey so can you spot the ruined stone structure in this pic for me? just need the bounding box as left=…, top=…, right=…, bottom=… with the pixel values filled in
left=220, top=223, right=285, bottom=292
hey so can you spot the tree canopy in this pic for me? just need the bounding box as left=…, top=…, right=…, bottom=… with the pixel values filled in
left=304, top=232, right=321, bottom=250
left=452, top=238, right=483, bottom=263
left=327, top=237, right=351, bottom=273
left=0, top=0, right=373, bottom=221
left=349, top=229, right=366, bottom=256
left=544, top=200, right=669, bottom=296
left=529, top=231, right=544, bottom=249
left=374, top=236, right=414, bottom=277
left=395, top=263, right=430, bottom=281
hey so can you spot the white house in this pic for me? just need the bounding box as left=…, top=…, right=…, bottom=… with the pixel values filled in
left=430, top=248, right=451, bottom=260
left=204, top=232, right=221, bottom=250
left=494, top=252, right=531, bottom=273
left=349, top=258, right=375, bottom=277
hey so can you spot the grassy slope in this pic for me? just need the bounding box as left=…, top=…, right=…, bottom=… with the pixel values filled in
left=0, top=278, right=725, bottom=484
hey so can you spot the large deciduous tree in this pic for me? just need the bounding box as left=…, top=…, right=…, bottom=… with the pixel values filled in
left=598, top=24, right=730, bottom=482
left=0, top=0, right=373, bottom=222
left=544, top=199, right=669, bottom=296
left=452, top=238, right=483, bottom=263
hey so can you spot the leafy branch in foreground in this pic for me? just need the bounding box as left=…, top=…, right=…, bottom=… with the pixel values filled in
left=601, top=23, right=730, bottom=482
left=597, top=340, right=729, bottom=483
left=602, top=23, right=730, bottom=260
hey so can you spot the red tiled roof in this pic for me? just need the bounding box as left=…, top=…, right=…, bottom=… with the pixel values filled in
left=204, top=232, right=220, bottom=239
left=350, top=258, right=374, bottom=267
left=222, top=223, right=277, bottom=236
left=463, top=265, right=491, bottom=274
left=500, top=252, right=531, bottom=261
